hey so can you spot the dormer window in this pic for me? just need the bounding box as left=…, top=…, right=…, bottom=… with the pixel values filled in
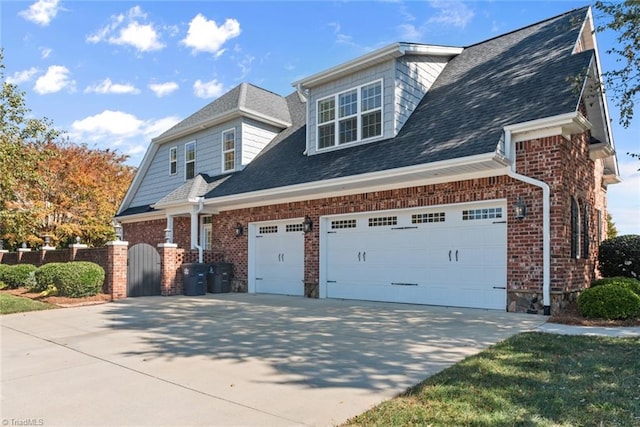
left=317, top=79, right=383, bottom=150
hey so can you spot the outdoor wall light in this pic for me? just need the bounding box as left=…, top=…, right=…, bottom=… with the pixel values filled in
left=513, top=196, right=527, bottom=220
left=114, top=223, right=123, bottom=241
left=303, top=216, right=313, bottom=233
left=43, top=235, right=51, bottom=246
left=164, top=228, right=172, bottom=243
left=234, top=223, right=244, bottom=237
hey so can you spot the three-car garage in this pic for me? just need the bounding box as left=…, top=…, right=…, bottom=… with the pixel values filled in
left=248, top=200, right=508, bottom=310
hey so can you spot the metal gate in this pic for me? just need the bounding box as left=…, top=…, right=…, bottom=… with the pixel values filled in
left=127, top=243, right=161, bottom=297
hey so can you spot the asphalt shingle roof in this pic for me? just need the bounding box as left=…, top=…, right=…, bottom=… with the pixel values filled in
left=205, top=7, right=592, bottom=199
left=155, top=83, right=291, bottom=141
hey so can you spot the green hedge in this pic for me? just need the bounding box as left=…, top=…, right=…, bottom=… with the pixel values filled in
left=578, top=284, right=640, bottom=320
left=53, top=262, right=105, bottom=297
left=591, top=276, right=640, bottom=297
left=31, top=263, right=65, bottom=293
left=1, top=264, right=38, bottom=289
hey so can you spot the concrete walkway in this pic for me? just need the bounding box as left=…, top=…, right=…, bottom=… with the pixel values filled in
left=2, top=294, right=546, bottom=427
left=537, top=322, right=640, bottom=337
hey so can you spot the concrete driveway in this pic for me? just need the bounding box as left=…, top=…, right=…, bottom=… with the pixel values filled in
left=2, top=294, right=545, bottom=426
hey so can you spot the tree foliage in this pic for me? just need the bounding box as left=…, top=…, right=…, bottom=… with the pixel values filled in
left=594, top=1, right=639, bottom=128
left=0, top=50, right=135, bottom=249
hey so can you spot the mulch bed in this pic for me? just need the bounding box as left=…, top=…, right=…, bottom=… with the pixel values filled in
left=548, top=301, right=640, bottom=327
left=1, top=288, right=112, bottom=307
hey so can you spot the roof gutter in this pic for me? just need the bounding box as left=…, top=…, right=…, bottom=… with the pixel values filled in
left=503, top=128, right=551, bottom=315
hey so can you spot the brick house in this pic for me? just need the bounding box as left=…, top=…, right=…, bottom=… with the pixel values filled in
left=116, top=7, right=620, bottom=314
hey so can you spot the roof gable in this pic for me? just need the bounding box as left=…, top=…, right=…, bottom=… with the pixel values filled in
left=153, top=83, right=291, bottom=143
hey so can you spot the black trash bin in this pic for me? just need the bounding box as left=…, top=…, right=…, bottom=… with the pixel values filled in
left=183, top=263, right=207, bottom=296
left=207, top=262, right=233, bottom=293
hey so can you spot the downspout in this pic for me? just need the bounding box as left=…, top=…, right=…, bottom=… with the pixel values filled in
left=191, top=198, right=204, bottom=263
left=504, top=130, right=551, bottom=315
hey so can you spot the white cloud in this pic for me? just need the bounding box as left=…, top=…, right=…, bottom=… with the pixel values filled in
left=427, top=0, right=474, bottom=29
left=69, top=110, right=181, bottom=166
left=19, top=0, right=60, bottom=26
left=72, top=110, right=143, bottom=136
left=6, top=67, right=38, bottom=85
left=87, top=6, right=164, bottom=52
left=148, top=81, right=179, bottom=97
left=193, top=79, right=224, bottom=98
left=40, top=47, right=52, bottom=59
left=84, top=78, right=140, bottom=95
left=398, top=23, right=422, bottom=40
left=33, top=65, right=75, bottom=94
left=181, top=14, right=240, bottom=55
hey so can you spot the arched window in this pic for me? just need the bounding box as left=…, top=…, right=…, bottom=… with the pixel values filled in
left=571, top=197, right=580, bottom=259
left=583, top=203, right=590, bottom=259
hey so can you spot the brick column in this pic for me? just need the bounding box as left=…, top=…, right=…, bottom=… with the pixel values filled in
left=106, top=241, right=128, bottom=300
left=0, top=250, right=7, bottom=264
left=158, top=243, right=181, bottom=296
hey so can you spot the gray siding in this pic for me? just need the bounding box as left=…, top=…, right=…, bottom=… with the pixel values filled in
left=307, top=61, right=396, bottom=156
left=241, top=118, right=280, bottom=166
left=128, top=116, right=281, bottom=207
left=395, top=55, right=449, bottom=133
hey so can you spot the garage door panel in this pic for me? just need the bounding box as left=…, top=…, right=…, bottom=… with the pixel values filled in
left=253, top=222, right=304, bottom=296
left=323, top=203, right=507, bottom=310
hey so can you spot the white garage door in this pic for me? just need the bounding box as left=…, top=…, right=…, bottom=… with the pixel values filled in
left=250, top=220, right=304, bottom=296
left=322, top=202, right=507, bottom=310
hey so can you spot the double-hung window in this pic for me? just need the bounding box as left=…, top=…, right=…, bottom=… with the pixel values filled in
left=317, top=79, right=383, bottom=150
left=185, top=141, right=196, bottom=180
left=222, top=129, right=235, bottom=172
left=169, top=146, right=177, bottom=175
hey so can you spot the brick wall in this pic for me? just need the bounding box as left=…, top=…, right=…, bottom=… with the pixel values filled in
left=122, top=131, right=607, bottom=312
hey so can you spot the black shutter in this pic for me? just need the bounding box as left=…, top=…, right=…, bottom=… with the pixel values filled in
left=571, top=198, right=579, bottom=259
left=583, top=203, right=590, bottom=259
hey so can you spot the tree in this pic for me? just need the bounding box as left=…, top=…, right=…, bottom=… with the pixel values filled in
left=606, top=213, right=618, bottom=239
left=0, top=50, right=135, bottom=249
left=594, top=1, right=640, bottom=129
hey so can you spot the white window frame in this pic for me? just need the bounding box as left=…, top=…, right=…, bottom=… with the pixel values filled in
left=185, top=141, right=196, bottom=180
left=169, top=146, right=177, bottom=176
left=222, top=128, right=236, bottom=172
left=316, top=79, right=383, bottom=151
left=200, top=215, right=212, bottom=250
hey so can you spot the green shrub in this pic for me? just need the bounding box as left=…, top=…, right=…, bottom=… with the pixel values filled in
left=2, top=264, right=38, bottom=289
left=598, top=235, right=640, bottom=279
left=578, top=284, right=640, bottom=320
left=591, top=276, right=640, bottom=296
left=32, top=263, right=65, bottom=293
left=55, top=262, right=105, bottom=298
left=0, top=264, right=11, bottom=283
left=0, top=281, right=7, bottom=290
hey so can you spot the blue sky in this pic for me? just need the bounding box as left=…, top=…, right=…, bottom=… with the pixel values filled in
left=2, top=0, right=638, bottom=234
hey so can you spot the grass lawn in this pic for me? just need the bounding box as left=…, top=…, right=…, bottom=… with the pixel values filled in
left=346, top=332, right=640, bottom=426
left=0, top=293, right=56, bottom=315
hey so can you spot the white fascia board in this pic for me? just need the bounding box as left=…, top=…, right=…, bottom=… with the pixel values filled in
left=292, top=42, right=462, bottom=89
left=504, top=112, right=592, bottom=142
left=117, top=143, right=159, bottom=215
left=206, top=152, right=504, bottom=211
left=116, top=211, right=166, bottom=224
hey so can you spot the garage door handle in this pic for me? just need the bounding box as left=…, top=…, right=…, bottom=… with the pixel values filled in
left=449, top=250, right=452, bottom=262
left=282, top=253, right=285, bottom=262
left=363, top=251, right=366, bottom=262
left=493, top=286, right=506, bottom=289
left=455, top=250, right=459, bottom=262
left=358, top=251, right=361, bottom=262
left=392, top=282, right=418, bottom=286
left=327, top=280, right=337, bottom=283
left=256, top=277, right=263, bottom=280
